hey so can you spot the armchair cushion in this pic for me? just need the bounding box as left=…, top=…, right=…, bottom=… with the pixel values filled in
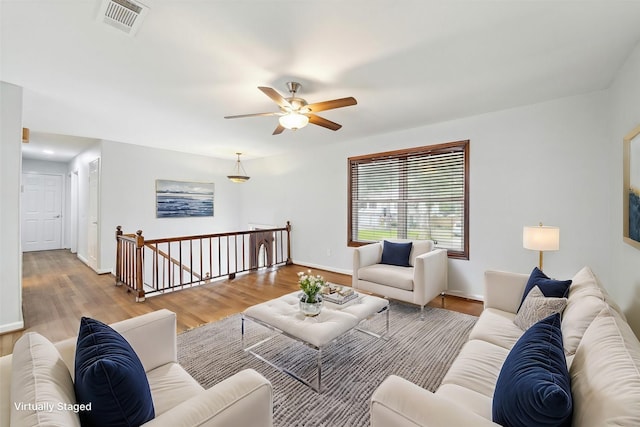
left=380, top=240, right=412, bottom=267
left=409, top=240, right=434, bottom=266
left=75, top=316, right=155, bottom=427
left=146, top=362, right=204, bottom=416
left=357, top=263, right=414, bottom=291
left=518, top=267, right=571, bottom=312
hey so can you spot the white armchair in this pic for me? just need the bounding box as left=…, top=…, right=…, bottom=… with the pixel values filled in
left=352, top=239, right=447, bottom=318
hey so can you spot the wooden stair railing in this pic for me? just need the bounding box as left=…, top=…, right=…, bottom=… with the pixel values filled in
left=145, top=244, right=203, bottom=282
left=115, top=222, right=292, bottom=301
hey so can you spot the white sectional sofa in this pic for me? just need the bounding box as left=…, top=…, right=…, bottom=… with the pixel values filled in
left=0, top=309, right=273, bottom=427
left=370, top=266, right=640, bottom=426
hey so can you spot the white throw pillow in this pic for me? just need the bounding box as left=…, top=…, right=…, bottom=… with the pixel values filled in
left=513, top=286, right=567, bottom=331
left=10, top=332, right=81, bottom=427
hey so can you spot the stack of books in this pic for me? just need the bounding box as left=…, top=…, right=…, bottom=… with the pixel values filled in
left=322, top=284, right=359, bottom=305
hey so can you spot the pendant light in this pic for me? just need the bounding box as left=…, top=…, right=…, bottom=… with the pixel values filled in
left=227, top=152, right=250, bottom=183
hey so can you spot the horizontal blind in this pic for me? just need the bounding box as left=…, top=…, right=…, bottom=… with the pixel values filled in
left=350, top=142, right=467, bottom=255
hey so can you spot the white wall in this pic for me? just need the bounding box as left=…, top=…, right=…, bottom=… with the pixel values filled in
left=609, top=40, right=640, bottom=335
left=0, top=82, right=24, bottom=333
left=241, top=90, right=611, bottom=300
left=98, top=141, right=246, bottom=272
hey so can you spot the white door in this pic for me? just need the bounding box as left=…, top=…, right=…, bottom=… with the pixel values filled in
left=87, top=159, right=100, bottom=270
left=22, top=173, right=63, bottom=252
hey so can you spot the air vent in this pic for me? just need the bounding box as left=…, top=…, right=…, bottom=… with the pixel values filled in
left=97, top=0, right=149, bottom=36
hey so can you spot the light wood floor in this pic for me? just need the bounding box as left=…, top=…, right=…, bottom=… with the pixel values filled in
left=0, top=250, right=483, bottom=356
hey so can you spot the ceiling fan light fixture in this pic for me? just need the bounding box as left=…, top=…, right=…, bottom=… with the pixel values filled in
left=227, top=152, right=250, bottom=183
left=279, top=112, right=309, bottom=130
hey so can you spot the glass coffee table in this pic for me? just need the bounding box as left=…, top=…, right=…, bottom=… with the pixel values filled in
left=241, top=290, right=389, bottom=393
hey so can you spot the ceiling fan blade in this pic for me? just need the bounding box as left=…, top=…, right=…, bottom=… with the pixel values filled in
left=224, top=112, right=279, bottom=119
left=308, top=114, right=342, bottom=131
left=272, top=124, right=286, bottom=135
left=305, top=97, right=357, bottom=113
left=258, top=86, right=292, bottom=109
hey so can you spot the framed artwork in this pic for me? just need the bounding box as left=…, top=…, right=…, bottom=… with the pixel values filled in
left=156, top=180, right=214, bottom=218
left=623, top=124, right=640, bottom=248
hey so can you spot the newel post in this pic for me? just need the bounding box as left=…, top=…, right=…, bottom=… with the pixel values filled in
left=286, top=221, right=293, bottom=265
left=115, top=226, right=123, bottom=286
left=135, top=230, right=146, bottom=302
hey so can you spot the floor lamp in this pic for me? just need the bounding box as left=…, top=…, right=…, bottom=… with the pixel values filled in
left=523, top=223, right=559, bottom=271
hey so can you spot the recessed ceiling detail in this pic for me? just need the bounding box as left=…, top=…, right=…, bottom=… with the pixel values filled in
left=97, top=0, right=148, bottom=35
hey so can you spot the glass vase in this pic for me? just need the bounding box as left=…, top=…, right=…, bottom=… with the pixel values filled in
left=299, top=293, right=323, bottom=317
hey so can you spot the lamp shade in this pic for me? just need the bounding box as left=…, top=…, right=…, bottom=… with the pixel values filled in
left=523, top=225, right=560, bottom=251
left=279, top=113, right=309, bottom=130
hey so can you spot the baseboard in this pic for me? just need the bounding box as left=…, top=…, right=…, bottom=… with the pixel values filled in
left=76, top=254, right=111, bottom=275
left=444, top=289, right=484, bottom=302
left=291, top=260, right=352, bottom=276
left=0, top=320, right=25, bottom=334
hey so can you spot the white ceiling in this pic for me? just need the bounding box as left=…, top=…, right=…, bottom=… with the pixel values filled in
left=3, top=0, right=640, bottom=162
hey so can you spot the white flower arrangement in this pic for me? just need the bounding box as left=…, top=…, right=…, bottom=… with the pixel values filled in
left=297, top=270, right=326, bottom=303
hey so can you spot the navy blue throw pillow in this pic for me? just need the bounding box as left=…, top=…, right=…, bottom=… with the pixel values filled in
left=380, top=240, right=413, bottom=267
left=492, top=313, right=573, bottom=427
left=74, top=317, right=155, bottom=427
left=518, top=267, right=572, bottom=312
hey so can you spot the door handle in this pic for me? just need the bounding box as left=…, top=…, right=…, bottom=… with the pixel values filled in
left=54, top=215, right=61, bottom=218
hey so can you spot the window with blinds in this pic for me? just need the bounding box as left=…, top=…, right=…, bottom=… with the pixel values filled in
left=348, top=140, right=469, bottom=259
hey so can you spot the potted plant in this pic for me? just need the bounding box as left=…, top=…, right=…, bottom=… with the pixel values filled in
left=298, top=270, right=326, bottom=317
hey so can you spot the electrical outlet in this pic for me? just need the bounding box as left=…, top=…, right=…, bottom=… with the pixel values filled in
left=326, top=248, right=331, bottom=257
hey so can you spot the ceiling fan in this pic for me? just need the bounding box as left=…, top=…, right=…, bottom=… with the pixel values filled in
left=224, top=82, right=357, bottom=135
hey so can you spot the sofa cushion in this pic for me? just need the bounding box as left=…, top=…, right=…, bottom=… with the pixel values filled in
left=436, top=383, right=493, bottom=420
left=358, top=263, right=414, bottom=291
left=468, top=308, right=523, bottom=350
left=493, top=313, right=572, bottom=427
left=561, top=267, right=626, bottom=359
left=570, top=307, right=640, bottom=426
left=569, top=266, right=604, bottom=295
left=10, top=332, right=81, bottom=427
left=518, top=267, right=571, bottom=311
left=75, top=316, right=155, bottom=427
left=514, top=286, right=567, bottom=331
left=562, top=293, right=607, bottom=358
left=440, top=339, right=509, bottom=398
left=380, top=240, right=412, bottom=267
left=561, top=269, right=611, bottom=357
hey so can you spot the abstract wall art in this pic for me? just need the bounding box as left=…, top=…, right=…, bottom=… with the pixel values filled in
left=623, top=124, right=640, bottom=248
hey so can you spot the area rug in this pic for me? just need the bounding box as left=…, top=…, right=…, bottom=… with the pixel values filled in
left=177, top=302, right=477, bottom=427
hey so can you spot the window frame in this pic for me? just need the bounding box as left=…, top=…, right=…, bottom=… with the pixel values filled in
left=347, top=140, right=469, bottom=260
